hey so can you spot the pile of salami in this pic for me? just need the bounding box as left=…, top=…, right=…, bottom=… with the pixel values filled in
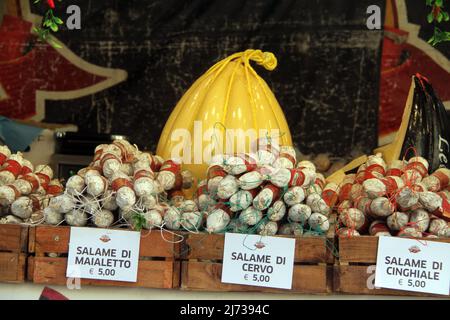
left=167, top=142, right=336, bottom=236
left=0, top=145, right=62, bottom=225
left=336, top=153, right=450, bottom=238
left=44, top=139, right=193, bottom=229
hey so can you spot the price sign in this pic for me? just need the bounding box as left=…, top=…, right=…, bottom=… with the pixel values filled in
left=375, top=237, right=450, bottom=296
left=221, top=233, right=295, bottom=289
left=66, top=227, right=140, bottom=282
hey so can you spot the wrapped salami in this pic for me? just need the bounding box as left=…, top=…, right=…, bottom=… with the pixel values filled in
left=0, top=153, right=23, bottom=184
left=206, top=205, right=231, bottom=233
left=110, top=172, right=136, bottom=210
left=338, top=174, right=355, bottom=202
left=396, top=187, right=419, bottom=210
left=207, top=165, right=227, bottom=195
left=0, top=145, right=11, bottom=166
left=428, top=218, right=449, bottom=237
left=157, top=160, right=182, bottom=191
left=134, top=173, right=158, bottom=198
left=20, top=159, right=34, bottom=175
left=308, top=213, right=330, bottom=233
left=0, top=184, right=20, bottom=206
left=337, top=228, right=360, bottom=237
left=339, top=208, right=365, bottom=230
left=65, top=209, right=88, bottom=227
left=85, top=174, right=108, bottom=197
left=223, top=154, right=257, bottom=175
left=142, top=209, right=163, bottom=229
left=369, top=197, right=394, bottom=218
left=34, top=164, right=53, bottom=190
left=47, top=179, right=64, bottom=196
left=273, top=146, right=296, bottom=169
left=163, top=206, right=182, bottom=230
left=363, top=178, right=386, bottom=199
left=49, top=194, right=75, bottom=214
left=181, top=211, right=203, bottom=231
left=65, top=174, right=85, bottom=195
left=253, top=184, right=280, bottom=210
left=422, top=168, right=450, bottom=192
left=102, top=190, right=118, bottom=211
left=257, top=220, right=278, bottom=236
left=386, top=160, right=405, bottom=177
left=369, top=220, right=391, bottom=236
left=217, top=175, right=239, bottom=199
left=13, top=173, right=40, bottom=195
left=387, top=212, right=410, bottom=231
left=288, top=204, right=311, bottom=225
left=229, top=189, right=256, bottom=212
left=239, top=206, right=263, bottom=226
left=409, top=209, right=430, bottom=232
left=239, top=170, right=264, bottom=190
left=283, top=187, right=305, bottom=207
left=322, top=182, right=340, bottom=208
left=398, top=226, right=423, bottom=238
left=93, top=209, right=115, bottom=228
left=267, top=200, right=286, bottom=222
left=365, top=153, right=386, bottom=175
left=306, top=193, right=330, bottom=216
left=44, top=207, right=63, bottom=225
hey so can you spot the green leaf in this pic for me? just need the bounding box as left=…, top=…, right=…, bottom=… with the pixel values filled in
left=426, top=0, right=434, bottom=6
left=50, top=23, right=58, bottom=32
left=442, top=11, right=450, bottom=21
left=43, top=19, right=52, bottom=27
left=54, top=17, right=64, bottom=25
left=436, top=0, right=443, bottom=6
left=427, top=12, right=435, bottom=23
left=437, top=12, right=444, bottom=22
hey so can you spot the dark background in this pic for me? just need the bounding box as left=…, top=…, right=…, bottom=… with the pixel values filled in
left=35, top=0, right=386, bottom=157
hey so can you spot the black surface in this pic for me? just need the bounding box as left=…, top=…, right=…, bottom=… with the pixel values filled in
left=35, top=0, right=385, bottom=157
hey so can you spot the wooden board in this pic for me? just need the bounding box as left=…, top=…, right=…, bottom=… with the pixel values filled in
left=28, top=226, right=181, bottom=289
left=32, top=257, right=179, bottom=289
left=183, top=233, right=335, bottom=264
left=0, top=224, right=28, bottom=253
left=0, top=253, right=27, bottom=283
left=0, top=224, right=29, bottom=283
left=180, top=232, right=335, bottom=293
left=182, top=261, right=331, bottom=294
left=335, top=235, right=450, bottom=297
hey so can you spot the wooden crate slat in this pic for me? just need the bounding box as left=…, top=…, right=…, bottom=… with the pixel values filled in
left=338, top=236, right=379, bottom=263
left=334, top=265, right=449, bottom=297
left=34, top=226, right=70, bottom=255
left=339, top=236, right=450, bottom=264
left=32, top=257, right=179, bottom=288
left=185, top=234, right=334, bottom=263
left=0, top=252, right=26, bottom=282
left=0, top=225, right=28, bottom=253
left=32, top=226, right=179, bottom=258
left=181, top=261, right=330, bottom=294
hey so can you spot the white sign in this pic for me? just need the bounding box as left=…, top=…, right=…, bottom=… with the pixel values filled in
left=221, top=233, right=295, bottom=290
left=375, top=237, right=450, bottom=296
left=67, top=227, right=141, bottom=282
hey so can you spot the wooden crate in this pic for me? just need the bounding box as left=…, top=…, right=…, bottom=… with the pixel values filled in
left=334, top=236, right=450, bottom=297
left=28, top=226, right=181, bottom=289
left=180, top=232, right=335, bottom=294
left=0, top=224, right=28, bottom=283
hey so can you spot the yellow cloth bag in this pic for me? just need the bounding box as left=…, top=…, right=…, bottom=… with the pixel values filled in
left=157, top=49, right=293, bottom=180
